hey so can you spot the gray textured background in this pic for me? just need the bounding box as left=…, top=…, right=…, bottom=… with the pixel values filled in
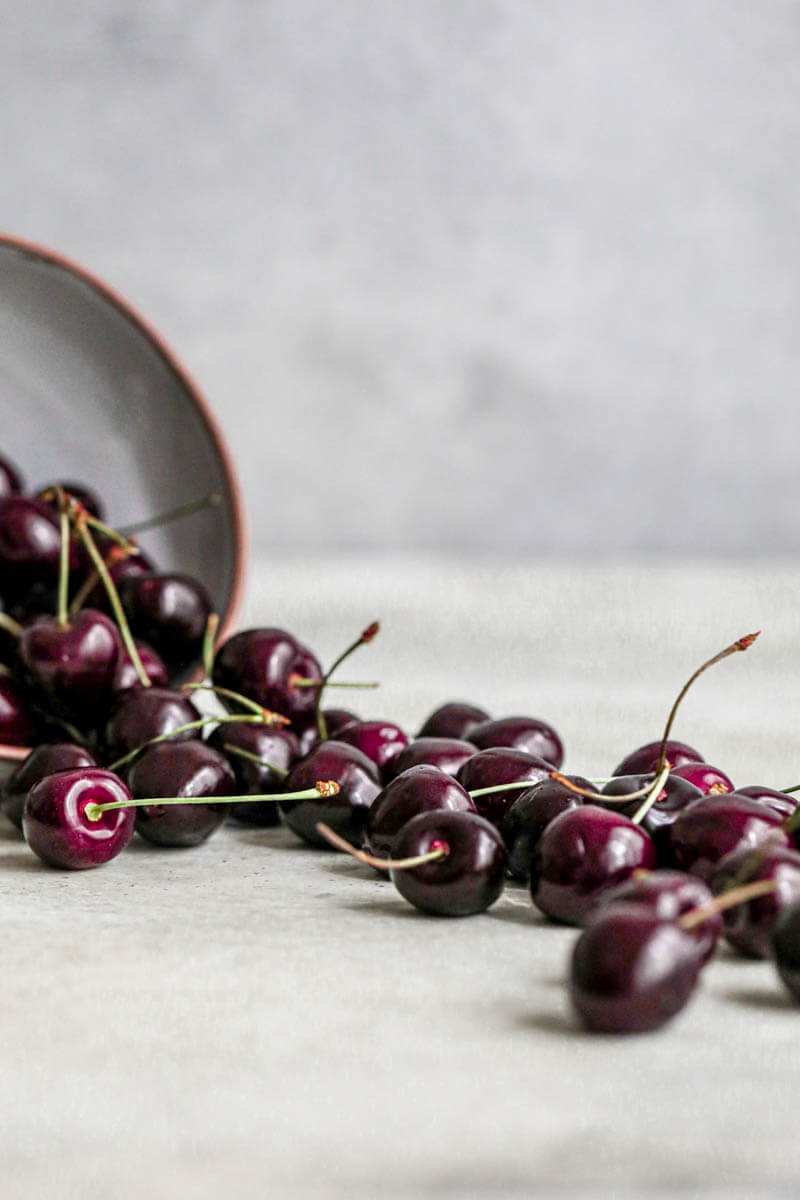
left=2, top=1, right=799, bottom=554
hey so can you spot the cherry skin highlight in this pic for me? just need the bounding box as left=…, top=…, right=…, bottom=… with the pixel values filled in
left=417, top=701, right=490, bottom=741
left=389, top=810, right=507, bottom=917
left=23, top=767, right=135, bottom=870
left=530, top=805, right=657, bottom=926
left=710, top=846, right=800, bottom=960
left=127, top=739, right=235, bottom=848
left=733, top=785, right=798, bottom=823
left=500, top=776, right=591, bottom=882
left=213, top=627, right=323, bottom=721
left=467, top=716, right=563, bottom=769
left=595, top=870, right=721, bottom=963
left=385, top=737, right=477, bottom=783
left=1, top=742, right=99, bottom=830
left=612, top=739, right=703, bottom=778
left=570, top=903, right=702, bottom=1033
left=364, top=765, right=476, bottom=862
left=280, top=740, right=381, bottom=847
left=208, top=721, right=300, bottom=827
left=669, top=795, right=791, bottom=882
left=456, top=748, right=553, bottom=825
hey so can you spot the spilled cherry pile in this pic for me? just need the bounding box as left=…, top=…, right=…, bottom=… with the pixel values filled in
left=3, top=449, right=800, bottom=1037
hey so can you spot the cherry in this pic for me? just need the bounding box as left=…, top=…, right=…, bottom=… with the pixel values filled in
left=332, top=719, right=408, bottom=774
left=669, top=795, right=791, bottom=882
left=81, top=547, right=155, bottom=611
left=612, top=739, right=704, bottom=777
left=117, top=572, right=212, bottom=670
left=530, top=805, right=657, bottom=925
left=18, top=608, right=121, bottom=726
left=387, top=810, right=507, bottom=916
left=105, top=686, right=201, bottom=759
left=500, top=776, right=591, bottom=882
left=280, top=740, right=381, bottom=847
left=570, top=904, right=702, bottom=1033
left=595, top=870, right=721, bottom=963
left=456, top=748, right=553, bottom=824
left=733, top=785, right=798, bottom=823
left=23, top=767, right=135, bottom=869
left=772, top=900, right=800, bottom=1001
left=600, top=773, right=703, bottom=865
left=710, top=845, right=800, bottom=959
left=36, top=481, right=105, bottom=521
left=127, top=739, right=235, bottom=847
left=1, top=741, right=99, bottom=830
left=0, top=496, right=76, bottom=608
left=213, top=628, right=322, bottom=722
left=294, top=708, right=357, bottom=756
left=207, top=721, right=300, bottom=826
left=418, top=701, right=491, bottom=741
left=364, top=765, right=475, bottom=862
left=0, top=454, right=23, bottom=498
left=669, top=762, right=733, bottom=794
left=113, top=639, right=169, bottom=692
left=385, top=737, right=477, bottom=782
left=0, top=674, right=36, bottom=746
left=467, top=716, right=563, bottom=768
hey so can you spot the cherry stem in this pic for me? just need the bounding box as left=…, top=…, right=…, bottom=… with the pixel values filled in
left=118, top=491, right=221, bottom=538
left=468, top=780, right=543, bottom=799
left=223, top=743, right=289, bottom=777
left=182, top=682, right=290, bottom=725
left=73, top=510, right=151, bottom=689
left=549, top=772, right=661, bottom=804
left=630, top=765, right=671, bottom=826
left=656, top=631, right=760, bottom=774
left=81, top=513, right=136, bottom=553
left=679, top=878, right=778, bottom=931
left=84, top=779, right=339, bottom=821
left=202, top=613, right=219, bottom=679
left=107, top=713, right=274, bottom=772
left=68, top=544, right=137, bottom=616
left=0, top=611, right=22, bottom=638
left=315, top=620, right=380, bottom=742
left=315, top=821, right=449, bottom=870
left=56, top=490, right=70, bottom=628
left=293, top=679, right=379, bottom=689
left=782, top=784, right=800, bottom=794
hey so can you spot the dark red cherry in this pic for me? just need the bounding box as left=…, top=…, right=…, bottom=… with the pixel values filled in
left=127, top=739, right=235, bottom=847
left=0, top=674, right=36, bottom=746
left=105, top=686, right=201, bottom=759
left=117, top=572, right=212, bottom=670
left=570, top=903, right=701, bottom=1033
left=467, top=716, right=563, bottom=768
left=84, top=547, right=155, bottom=609
left=364, top=765, right=475, bottom=861
left=389, top=810, right=507, bottom=917
left=669, top=762, right=733, bottom=794
left=0, top=454, right=23, bottom=498
left=213, top=628, right=322, bottom=721
left=710, top=846, right=800, bottom=960
left=772, top=901, right=800, bottom=1001
left=280, top=740, right=381, bottom=847
left=1, top=741, right=99, bottom=830
left=733, top=785, right=798, bottom=822
left=531, top=805, right=657, bottom=925
left=112, top=639, right=169, bottom=692
left=601, top=773, right=703, bottom=866
left=23, top=767, right=135, bottom=869
left=612, top=739, right=703, bottom=777
left=208, top=721, right=299, bottom=826
left=418, top=701, right=490, bottom=741
left=456, top=748, right=553, bottom=825
left=0, top=496, right=77, bottom=607
left=294, top=708, right=357, bottom=756
left=333, top=719, right=408, bottom=774
left=385, top=737, right=477, bottom=782
left=595, top=870, right=721, bottom=963
left=35, top=481, right=105, bottom=520
left=669, top=795, right=791, bottom=882
left=500, top=776, right=591, bottom=882
left=18, top=609, right=121, bottom=724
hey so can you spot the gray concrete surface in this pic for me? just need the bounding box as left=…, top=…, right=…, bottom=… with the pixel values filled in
left=2, top=557, right=800, bottom=1199
left=2, top=3, right=799, bottom=555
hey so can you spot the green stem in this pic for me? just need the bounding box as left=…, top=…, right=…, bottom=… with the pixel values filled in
left=294, top=679, right=379, bottom=689
left=202, top=613, right=219, bottom=679
left=182, top=682, right=288, bottom=724
left=76, top=515, right=150, bottom=688
left=85, top=779, right=338, bottom=821
left=631, top=765, right=671, bottom=825
left=315, top=620, right=380, bottom=742
left=107, top=713, right=272, bottom=772
left=57, top=496, right=70, bottom=628
left=679, top=878, right=778, bottom=931
left=0, top=611, right=22, bottom=638
left=315, top=820, right=448, bottom=870
left=118, top=491, right=221, bottom=538
left=83, top=514, right=136, bottom=552
left=223, top=743, right=289, bottom=777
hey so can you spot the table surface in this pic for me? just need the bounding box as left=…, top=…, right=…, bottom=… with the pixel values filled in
left=3, top=557, right=800, bottom=1200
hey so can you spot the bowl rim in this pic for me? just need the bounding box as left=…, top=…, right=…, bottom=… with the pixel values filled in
left=0, top=231, right=247, bottom=765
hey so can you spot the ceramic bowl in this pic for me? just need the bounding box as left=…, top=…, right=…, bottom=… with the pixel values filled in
left=0, top=233, right=245, bottom=767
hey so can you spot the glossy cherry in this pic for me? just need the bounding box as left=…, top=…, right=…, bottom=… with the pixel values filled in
left=113, top=639, right=169, bottom=692
left=389, top=810, right=507, bottom=917
left=456, top=748, right=553, bottom=825
left=0, top=496, right=75, bottom=609
left=294, top=708, right=357, bottom=756
left=83, top=547, right=155, bottom=609
left=531, top=805, right=657, bottom=925
left=595, top=870, right=721, bottom=963
left=467, top=716, right=563, bottom=769
left=669, top=795, right=791, bottom=882
left=0, top=674, right=36, bottom=746
left=733, top=785, right=798, bottom=823
left=18, top=608, right=121, bottom=725
left=127, top=739, right=235, bottom=847
left=105, top=686, right=201, bottom=759
left=669, top=762, right=733, bottom=794
left=500, top=776, right=591, bottom=882
left=280, top=740, right=381, bottom=847
left=385, top=737, right=477, bottom=782
left=22, top=767, right=135, bottom=869
left=710, top=845, right=800, bottom=959
left=417, top=701, right=490, bottom=741
left=118, top=571, right=212, bottom=670
left=1, top=741, right=99, bottom=830
left=601, top=773, right=703, bottom=866
left=570, top=903, right=702, bottom=1033
left=213, top=627, right=323, bottom=721
left=208, top=721, right=300, bottom=826
left=612, top=739, right=703, bottom=777
left=364, top=765, right=475, bottom=861
left=772, top=900, right=800, bottom=1001
left=332, top=719, right=408, bottom=774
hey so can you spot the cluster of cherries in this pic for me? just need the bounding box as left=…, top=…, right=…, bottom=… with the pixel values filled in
left=3, top=453, right=800, bottom=1037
